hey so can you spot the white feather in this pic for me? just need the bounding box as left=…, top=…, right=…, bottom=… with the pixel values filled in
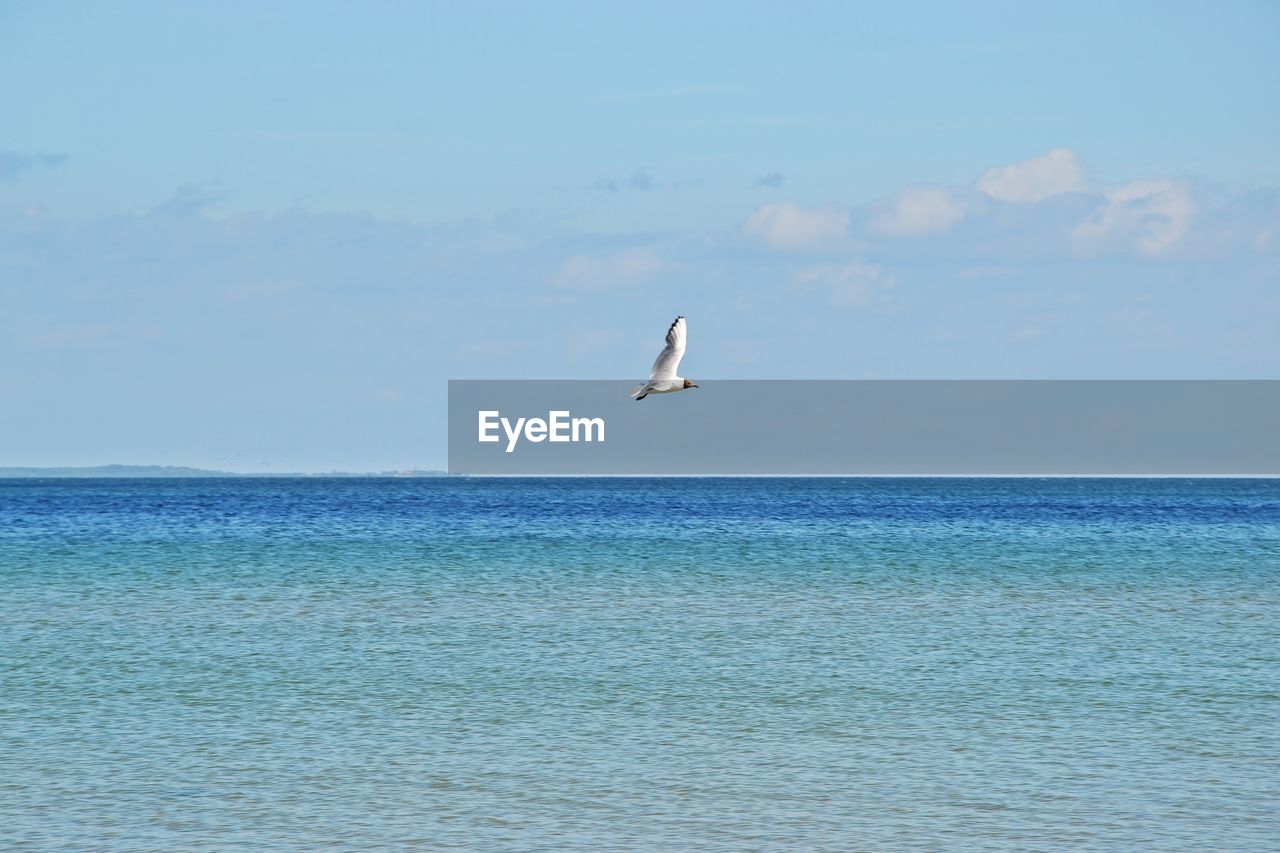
left=648, top=316, right=686, bottom=380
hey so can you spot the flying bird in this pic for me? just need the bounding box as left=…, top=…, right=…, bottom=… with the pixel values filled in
left=629, top=315, right=698, bottom=400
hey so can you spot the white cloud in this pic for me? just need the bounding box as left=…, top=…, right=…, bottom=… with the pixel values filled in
left=0, top=147, right=67, bottom=181
left=25, top=323, right=109, bottom=346
left=744, top=201, right=850, bottom=250
left=223, top=278, right=304, bottom=303
left=556, top=247, right=667, bottom=287
left=795, top=261, right=889, bottom=307
left=1255, top=225, right=1276, bottom=252
left=975, top=148, right=1086, bottom=203
left=1073, top=180, right=1194, bottom=256
left=871, top=185, right=969, bottom=236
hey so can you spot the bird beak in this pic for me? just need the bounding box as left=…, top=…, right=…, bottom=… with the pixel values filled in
left=691, top=383, right=699, bottom=389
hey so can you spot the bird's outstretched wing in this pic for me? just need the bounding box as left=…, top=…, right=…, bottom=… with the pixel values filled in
left=648, top=316, right=686, bottom=379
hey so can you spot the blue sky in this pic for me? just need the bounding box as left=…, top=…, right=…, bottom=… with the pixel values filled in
left=2, top=1, right=1278, bottom=471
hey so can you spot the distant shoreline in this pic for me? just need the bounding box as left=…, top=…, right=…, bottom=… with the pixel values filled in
left=0, top=465, right=453, bottom=479
left=1, top=467, right=1276, bottom=480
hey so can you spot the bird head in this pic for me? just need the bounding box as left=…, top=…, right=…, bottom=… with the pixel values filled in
left=683, top=378, right=699, bottom=389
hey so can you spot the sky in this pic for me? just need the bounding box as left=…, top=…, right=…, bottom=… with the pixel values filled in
left=2, top=1, right=1278, bottom=471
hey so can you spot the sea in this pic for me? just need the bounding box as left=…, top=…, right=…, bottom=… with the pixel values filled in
left=2, top=477, right=1278, bottom=850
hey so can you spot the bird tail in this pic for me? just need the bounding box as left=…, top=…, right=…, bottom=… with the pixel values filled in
left=629, top=383, right=648, bottom=399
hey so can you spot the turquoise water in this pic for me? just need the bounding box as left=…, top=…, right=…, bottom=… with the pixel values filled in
left=2, top=478, right=1278, bottom=849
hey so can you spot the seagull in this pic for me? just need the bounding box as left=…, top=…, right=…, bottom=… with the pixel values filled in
left=629, top=315, right=698, bottom=400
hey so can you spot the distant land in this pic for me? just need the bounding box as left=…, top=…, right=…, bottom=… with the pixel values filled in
left=0, top=465, right=454, bottom=478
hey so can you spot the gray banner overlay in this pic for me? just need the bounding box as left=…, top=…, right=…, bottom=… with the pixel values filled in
left=448, top=380, right=1280, bottom=476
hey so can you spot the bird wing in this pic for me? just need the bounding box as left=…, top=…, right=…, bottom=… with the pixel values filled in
left=648, top=316, right=686, bottom=379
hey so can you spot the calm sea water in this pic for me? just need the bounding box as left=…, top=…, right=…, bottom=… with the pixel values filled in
left=2, top=478, right=1278, bottom=850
